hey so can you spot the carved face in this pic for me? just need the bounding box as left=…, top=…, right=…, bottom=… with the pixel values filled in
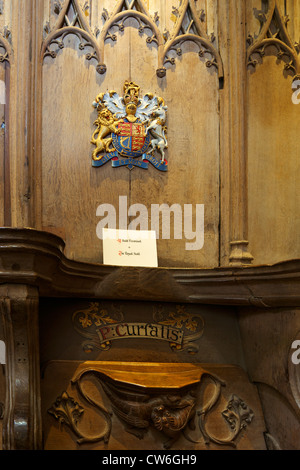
left=125, top=103, right=137, bottom=116
left=99, top=107, right=113, bottom=121
left=151, top=396, right=195, bottom=433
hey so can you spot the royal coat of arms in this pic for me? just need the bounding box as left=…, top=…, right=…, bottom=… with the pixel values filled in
left=91, top=81, right=168, bottom=171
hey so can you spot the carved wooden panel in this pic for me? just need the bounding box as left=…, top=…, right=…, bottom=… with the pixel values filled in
left=239, top=307, right=300, bottom=449
left=39, top=299, right=245, bottom=367
left=246, top=0, right=300, bottom=265
left=40, top=0, right=221, bottom=268
left=41, top=361, right=267, bottom=450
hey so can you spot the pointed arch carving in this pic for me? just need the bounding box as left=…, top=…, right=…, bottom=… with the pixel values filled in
left=158, top=0, right=223, bottom=79
left=41, top=0, right=222, bottom=80
left=247, top=0, right=300, bottom=81
left=99, top=0, right=164, bottom=63
left=41, top=0, right=105, bottom=74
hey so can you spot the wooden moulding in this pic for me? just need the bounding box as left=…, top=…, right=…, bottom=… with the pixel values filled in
left=0, top=284, right=42, bottom=450
left=72, top=361, right=208, bottom=389
left=0, top=228, right=298, bottom=308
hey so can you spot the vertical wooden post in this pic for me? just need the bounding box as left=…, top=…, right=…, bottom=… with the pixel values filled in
left=219, top=0, right=254, bottom=266
left=0, top=285, right=42, bottom=450
left=9, top=0, right=43, bottom=229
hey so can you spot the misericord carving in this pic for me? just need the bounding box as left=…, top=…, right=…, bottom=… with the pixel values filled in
left=48, top=363, right=254, bottom=449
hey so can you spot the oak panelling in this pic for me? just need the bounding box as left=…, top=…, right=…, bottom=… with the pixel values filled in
left=130, top=40, right=220, bottom=267
left=0, top=0, right=6, bottom=225
left=286, top=0, right=300, bottom=43
left=247, top=57, right=300, bottom=265
left=41, top=2, right=221, bottom=267
left=0, top=71, right=5, bottom=227
left=42, top=32, right=132, bottom=262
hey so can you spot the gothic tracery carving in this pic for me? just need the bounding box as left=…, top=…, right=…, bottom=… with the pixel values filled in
left=247, top=0, right=300, bottom=84
left=41, top=0, right=104, bottom=73
left=41, top=0, right=223, bottom=79
left=158, top=0, right=223, bottom=79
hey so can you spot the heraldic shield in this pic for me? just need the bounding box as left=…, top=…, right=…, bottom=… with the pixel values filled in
left=112, top=121, right=151, bottom=158
left=91, top=81, right=168, bottom=171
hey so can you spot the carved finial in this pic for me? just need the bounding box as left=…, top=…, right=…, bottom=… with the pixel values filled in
left=199, top=9, right=206, bottom=23
left=153, top=11, right=159, bottom=24
left=253, top=8, right=267, bottom=27
left=171, top=6, right=180, bottom=22
left=43, top=21, right=51, bottom=37
left=102, top=8, right=110, bottom=22
left=3, top=26, right=12, bottom=43
left=283, top=14, right=290, bottom=27
left=163, top=28, right=169, bottom=42
left=54, top=1, right=62, bottom=15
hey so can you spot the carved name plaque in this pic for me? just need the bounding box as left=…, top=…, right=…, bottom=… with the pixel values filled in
left=96, top=322, right=184, bottom=346
left=72, top=302, right=204, bottom=354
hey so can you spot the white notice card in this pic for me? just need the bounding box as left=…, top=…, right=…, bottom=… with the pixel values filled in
left=103, top=229, right=158, bottom=267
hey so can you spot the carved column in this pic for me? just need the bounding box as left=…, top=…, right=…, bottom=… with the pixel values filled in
left=219, top=0, right=254, bottom=266
left=0, top=285, right=42, bottom=450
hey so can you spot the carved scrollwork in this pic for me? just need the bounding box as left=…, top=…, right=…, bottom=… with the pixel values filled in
left=187, top=386, right=254, bottom=449
left=72, top=302, right=124, bottom=353
left=247, top=0, right=300, bottom=83
left=153, top=304, right=205, bottom=354
left=48, top=364, right=255, bottom=450
left=48, top=390, right=112, bottom=445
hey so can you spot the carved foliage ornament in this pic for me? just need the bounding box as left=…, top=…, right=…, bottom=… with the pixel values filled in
left=42, top=0, right=223, bottom=79
left=91, top=81, right=168, bottom=171
left=48, top=363, right=254, bottom=450
left=247, top=0, right=300, bottom=85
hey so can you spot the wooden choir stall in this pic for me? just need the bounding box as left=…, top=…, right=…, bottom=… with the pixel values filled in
left=0, top=0, right=299, bottom=451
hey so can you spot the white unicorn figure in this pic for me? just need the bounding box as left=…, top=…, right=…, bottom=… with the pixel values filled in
left=145, top=104, right=168, bottom=162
